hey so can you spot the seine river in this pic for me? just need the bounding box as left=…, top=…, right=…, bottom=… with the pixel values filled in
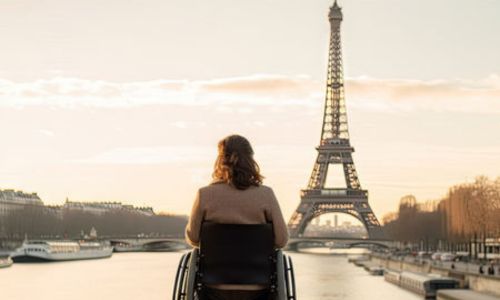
left=1, top=251, right=420, bottom=300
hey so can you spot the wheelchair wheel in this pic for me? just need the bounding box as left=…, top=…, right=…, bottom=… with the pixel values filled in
left=172, top=252, right=191, bottom=300
left=283, top=254, right=297, bottom=300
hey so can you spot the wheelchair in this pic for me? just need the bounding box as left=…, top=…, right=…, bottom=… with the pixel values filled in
left=172, top=223, right=297, bottom=300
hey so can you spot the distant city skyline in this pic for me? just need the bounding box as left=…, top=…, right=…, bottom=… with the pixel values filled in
left=1, top=0, right=499, bottom=222
left=0, top=188, right=155, bottom=217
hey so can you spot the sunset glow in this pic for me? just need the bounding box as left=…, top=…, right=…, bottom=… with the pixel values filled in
left=1, top=0, right=499, bottom=221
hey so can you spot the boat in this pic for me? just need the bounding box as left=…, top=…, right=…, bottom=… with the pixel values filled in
left=353, top=257, right=370, bottom=267
left=10, top=240, right=113, bottom=262
left=384, top=269, right=401, bottom=285
left=348, top=255, right=369, bottom=263
left=367, top=266, right=384, bottom=276
left=437, top=289, right=500, bottom=300
left=356, top=259, right=384, bottom=275
left=0, top=256, right=13, bottom=268
left=385, top=270, right=459, bottom=299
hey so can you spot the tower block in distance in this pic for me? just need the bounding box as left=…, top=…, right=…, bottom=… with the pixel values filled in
left=288, top=1, right=385, bottom=239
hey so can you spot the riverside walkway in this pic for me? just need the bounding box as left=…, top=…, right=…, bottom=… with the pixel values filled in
left=371, top=253, right=500, bottom=298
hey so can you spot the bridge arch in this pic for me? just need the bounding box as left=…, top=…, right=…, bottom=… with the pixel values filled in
left=285, top=238, right=393, bottom=252
left=142, top=240, right=187, bottom=251
left=110, top=238, right=188, bottom=252
left=347, top=241, right=389, bottom=249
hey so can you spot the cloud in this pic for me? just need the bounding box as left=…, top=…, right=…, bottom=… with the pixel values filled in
left=1, top=74, right=499, bottom=113
left=197, top=74, right=319, bottom=97
left=38, top=129, right=55, bottom=137
left=72, top=146, right=215, bottom=165
left=68, top=143, right=314, bottom=167
left=171, top=121, right=188, bottom=129
left=346, top=75, right=500, bottom=114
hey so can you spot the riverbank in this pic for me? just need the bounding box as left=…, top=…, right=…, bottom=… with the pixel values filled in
left=370, top=253, right=500, bottom=297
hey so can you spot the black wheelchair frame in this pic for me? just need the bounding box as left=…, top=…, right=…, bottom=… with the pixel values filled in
left=172, top=223, right=296, bottom=300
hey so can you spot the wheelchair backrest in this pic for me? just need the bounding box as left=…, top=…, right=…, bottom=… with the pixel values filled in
left=199, top=222, right=275, bottom=285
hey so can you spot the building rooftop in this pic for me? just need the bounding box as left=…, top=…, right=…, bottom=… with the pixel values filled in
left=0, top=189, right=43, bottom=205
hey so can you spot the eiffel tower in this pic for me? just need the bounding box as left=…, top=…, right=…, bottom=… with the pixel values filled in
left=288, top=1, right=385, bottom=239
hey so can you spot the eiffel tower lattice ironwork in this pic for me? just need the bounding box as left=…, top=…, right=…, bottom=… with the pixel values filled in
left=288, top=1, right=385, bottom=239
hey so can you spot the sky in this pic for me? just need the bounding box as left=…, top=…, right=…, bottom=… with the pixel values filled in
left=1, top=0, right=499, bottom=222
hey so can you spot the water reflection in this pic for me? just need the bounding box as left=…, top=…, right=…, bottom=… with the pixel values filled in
left=292, top=250, right=419, bottom=300
left=1, top=251, right=420, bottom=300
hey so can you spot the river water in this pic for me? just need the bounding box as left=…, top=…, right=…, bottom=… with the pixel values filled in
left=1, top=251, right=420, bottom=300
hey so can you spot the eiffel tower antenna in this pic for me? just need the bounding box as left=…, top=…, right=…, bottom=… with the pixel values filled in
left=288, top=1, right=385, bottom=239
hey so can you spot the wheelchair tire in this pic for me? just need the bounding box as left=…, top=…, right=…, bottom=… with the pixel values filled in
left=172, top=252, right=191, bottom=300
left=283, top=254, right=297, bottom=300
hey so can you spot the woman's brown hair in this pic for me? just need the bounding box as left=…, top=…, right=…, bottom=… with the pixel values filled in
left=212, top=135, right=264, bottom=190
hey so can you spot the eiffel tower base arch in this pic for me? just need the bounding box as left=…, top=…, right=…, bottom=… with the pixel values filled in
left=288, top=192, right=386, bottom=240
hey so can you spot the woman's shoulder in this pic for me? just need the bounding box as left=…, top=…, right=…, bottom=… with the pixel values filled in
left=255, top=184, right=274, bottom=193
left=199, top=182, right=274, bottom=194
left=198, top=181, right=229, bottom=197
left=201, top=181, right=227, bottom=191
left=248, top=185, right=276, bottom=200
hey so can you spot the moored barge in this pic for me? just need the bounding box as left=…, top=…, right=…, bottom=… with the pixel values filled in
left=11, top=240, right=113, bottom=262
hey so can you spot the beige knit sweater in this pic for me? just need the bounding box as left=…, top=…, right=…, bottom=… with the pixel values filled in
left=185, top=182, right=289, bottom=248
left=185, top=182, right=289, bottom=290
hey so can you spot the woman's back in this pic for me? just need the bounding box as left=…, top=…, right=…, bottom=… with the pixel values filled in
left=185, top=182, right=288, bottom=249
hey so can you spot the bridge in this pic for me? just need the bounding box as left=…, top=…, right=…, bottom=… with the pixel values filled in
left=108, top=235, right=394, bottom=253
left=285, top=237, right=394, bottom=252
left=109, top=238, right=188, bottom=252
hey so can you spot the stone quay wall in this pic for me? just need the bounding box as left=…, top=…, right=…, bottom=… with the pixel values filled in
left=371, top=255, right=500, bottom=297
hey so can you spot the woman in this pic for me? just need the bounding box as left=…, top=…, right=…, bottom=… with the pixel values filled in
left=185, top=134, right=289, bottom=300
